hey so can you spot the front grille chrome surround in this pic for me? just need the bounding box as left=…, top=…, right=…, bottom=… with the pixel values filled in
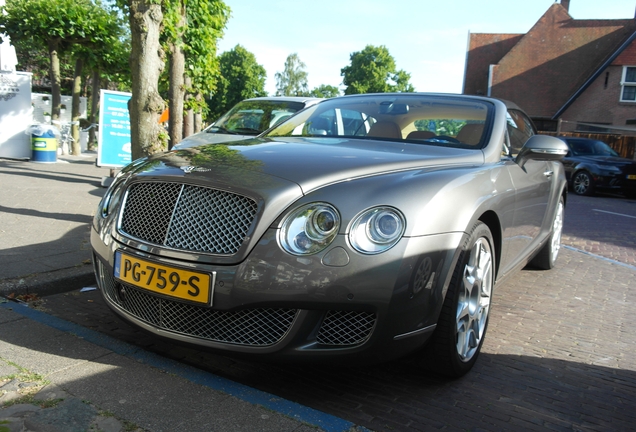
left=97, top=261, right=297, bottom=346
left=119, top=182, right=258, bottom=255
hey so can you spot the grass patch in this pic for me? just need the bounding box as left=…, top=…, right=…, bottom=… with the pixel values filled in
left=1, top=358, right=52, bottom=408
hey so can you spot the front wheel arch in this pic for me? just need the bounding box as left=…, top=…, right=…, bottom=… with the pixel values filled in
left=420, top=221, right=496, bottom=378
left=477, top=211, right=501, bottom=280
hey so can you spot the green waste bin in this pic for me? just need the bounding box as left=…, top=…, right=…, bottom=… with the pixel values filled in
left=30, top=125, right=57, bottom=163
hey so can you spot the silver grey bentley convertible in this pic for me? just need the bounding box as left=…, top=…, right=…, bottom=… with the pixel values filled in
left=92, top=93, right=569, bottom=377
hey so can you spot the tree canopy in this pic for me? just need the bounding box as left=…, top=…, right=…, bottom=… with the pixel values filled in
left=341, top=45, right=415, bottom=95
left=207, top=44, right=267, bottom=122
left=161, top=0, right=229, bottom=147
left=309, top=84, right=340, bottom=98
left=275, top=53, right=309, bottom=96
left=0, top=0, right=122, bottom=123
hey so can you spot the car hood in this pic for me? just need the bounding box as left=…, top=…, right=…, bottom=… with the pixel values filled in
left=120, top=137, right=484, bottom=263
left=139, top=137, right=485, bottom=194
left=173, top=130, right=259, bottom=148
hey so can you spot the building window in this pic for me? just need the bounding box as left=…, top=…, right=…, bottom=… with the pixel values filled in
left=533, top=118, right=558, bottom=132
left=620, top=66, right=636, bottom=101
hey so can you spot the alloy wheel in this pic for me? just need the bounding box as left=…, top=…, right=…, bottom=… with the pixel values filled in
left=456, top=237, right=493, bottom=362
left=573, top=172, right=591, bottom=195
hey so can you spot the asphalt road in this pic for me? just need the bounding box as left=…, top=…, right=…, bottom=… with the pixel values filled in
left=35, top=192, right=636, bottom=431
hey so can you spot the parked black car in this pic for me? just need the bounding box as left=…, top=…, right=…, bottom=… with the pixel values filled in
left=558, top=137, right=636, bottom=198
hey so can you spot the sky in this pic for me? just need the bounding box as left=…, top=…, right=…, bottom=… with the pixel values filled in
left=216, top=0, right=636, bottom=96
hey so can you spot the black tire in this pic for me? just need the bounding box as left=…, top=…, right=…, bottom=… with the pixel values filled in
left=572, top=171, right=595, bottom=196
left=422, top=221, right=495, bottom=378
left=625, top=190, right=636, bottom=200
left=530, top=197, right=564, bottom=270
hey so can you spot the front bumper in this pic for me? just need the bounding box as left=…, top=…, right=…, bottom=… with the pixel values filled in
left=91, top=227, right=464, bottom=363
left=593, top=173, right=636, bottom=194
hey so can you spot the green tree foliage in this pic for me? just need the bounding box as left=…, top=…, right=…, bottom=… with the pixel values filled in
left=341, top=45, right=415, bottom=95
left=415, top=119, right=466, bottom=136
left=12, top=37, right=74, bottom=93
left=309, top=84, right=340, bottom=98
left=182, top=0, right=230, bottom=113
left=206, top=45, right=267, bottom=122
left=275, top=53, right=309, bottom=96
left=162, top=0, right=229, bottom=145
left=0, top=0, right=122, bottom=124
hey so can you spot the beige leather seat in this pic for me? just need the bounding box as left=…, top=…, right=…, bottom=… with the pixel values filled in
left=406, top=130, right=435, bottom=140
left=456, top=124, right=485, bottom=146
left=367, top=121, right=402, bottom=139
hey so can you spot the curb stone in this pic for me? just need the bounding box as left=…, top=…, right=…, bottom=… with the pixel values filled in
left=0, top=265, right=95, bottom=299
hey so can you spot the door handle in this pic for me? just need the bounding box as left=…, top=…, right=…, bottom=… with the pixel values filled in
left=543, top=170, right=554, bottom=178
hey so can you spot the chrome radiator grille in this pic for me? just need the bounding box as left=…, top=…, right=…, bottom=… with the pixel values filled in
left=120, top=182, right=258, bottom=255
left=97, top=261, right=297, bottom=346
left=316, top=310, right=376, bottom=346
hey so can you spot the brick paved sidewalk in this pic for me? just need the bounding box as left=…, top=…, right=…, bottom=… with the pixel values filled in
left=34, top=247, right=636, bottom=431
left=562, top=193, right=636, bottom=267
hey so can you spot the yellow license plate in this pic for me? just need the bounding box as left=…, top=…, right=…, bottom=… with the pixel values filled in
left=628, top=174, right=636, bottom=180
left=114, top=252, right=213, bottom=305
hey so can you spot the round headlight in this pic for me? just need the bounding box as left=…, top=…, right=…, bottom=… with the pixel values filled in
left=280, top=203, right=340, bottom=255
left=349, top=207, right=405, bottom=254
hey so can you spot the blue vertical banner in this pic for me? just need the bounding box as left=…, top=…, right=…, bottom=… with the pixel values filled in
left=98, top=90, right=132, bottom=167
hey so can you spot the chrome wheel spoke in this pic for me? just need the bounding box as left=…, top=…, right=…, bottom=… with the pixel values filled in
left=574, top=174, right=589, bottom=194
left=456, top=237, right=493, bottom=361
left=551, top=202, right=564, bottom=259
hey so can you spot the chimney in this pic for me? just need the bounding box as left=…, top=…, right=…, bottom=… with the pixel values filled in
left=560, top=0, right=570, bottom=12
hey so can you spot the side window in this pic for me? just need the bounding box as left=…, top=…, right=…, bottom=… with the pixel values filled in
left=305, top=110, right=336, bottom=135
left=339, top=109, right=369, bottom=136
left=506, top=109, right=535, bottom=155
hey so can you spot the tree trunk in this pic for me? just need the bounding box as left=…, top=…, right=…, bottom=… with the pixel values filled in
left=183, top=108, right=194, bottom=138
left=194, top=93, right=203, bottom=133
left=88, top=69, right=100, bottom=151
left=48, top=38, right=63, bottom=152
left=129, top=0, right=166, bottom=160
left=183, top=76, right=193, bottom=138
left=71, top=57, right=83, bottom=155
left=168, top=5, right=186, bottom=151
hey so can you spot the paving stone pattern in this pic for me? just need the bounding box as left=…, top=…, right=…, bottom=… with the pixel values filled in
left=2, top=155, right=635, bottom=430
left=40, top=248, right=636, bottom=431
left=0, top=156, right=110, bottom=280
left=562, top=193, right=636, bottom=266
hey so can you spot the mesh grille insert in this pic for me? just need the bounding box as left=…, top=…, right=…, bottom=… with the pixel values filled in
left=316, top=310, right=376, bottom=346
left=120, top=182, right=258, bottom=255
left=97, top=261, right=297, bottom=346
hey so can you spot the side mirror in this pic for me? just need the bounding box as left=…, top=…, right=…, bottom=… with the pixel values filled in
left=516, top=135, right=569, bottom=168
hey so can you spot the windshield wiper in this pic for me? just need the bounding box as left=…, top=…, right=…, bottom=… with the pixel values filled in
left=232, top=127, right=261, bottom=135
left=206, top=126, right=237, bottom=135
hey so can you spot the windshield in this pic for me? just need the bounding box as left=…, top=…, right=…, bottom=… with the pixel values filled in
left=568, top=139, right=619, bottom=157
left=207, top=100, right=306, bottom=135
left=264, top=94, right=493, bottom=149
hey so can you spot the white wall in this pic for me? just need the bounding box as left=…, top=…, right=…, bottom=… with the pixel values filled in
left=32, top=93, right=87, bottom=124
left=0, top=71, right=32, bottom=160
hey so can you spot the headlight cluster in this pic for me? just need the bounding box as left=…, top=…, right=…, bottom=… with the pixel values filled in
left=596, top=164, right=621, bottom=174
left=349, top=207, right=405, bottom=254
left=279, top=203, right=405, bottom=256
left=279, top=203, right=340, bottom=255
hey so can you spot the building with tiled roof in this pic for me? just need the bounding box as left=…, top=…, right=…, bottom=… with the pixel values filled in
left=463, top=0, right=636, bottom=134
